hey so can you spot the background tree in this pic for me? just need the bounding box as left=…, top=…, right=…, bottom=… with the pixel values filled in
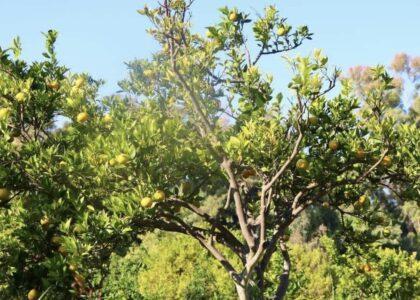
left=288, top=53, right=420, bottom=256
left=0, top=1, right=418, bottom=300
left=341, top=54, right=420, bottom=254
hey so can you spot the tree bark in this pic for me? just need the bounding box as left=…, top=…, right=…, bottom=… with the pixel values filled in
left=256, top=265, right=265, bottom=295
left=275, top=241, right=291, bottom=300
left=235, top=283, right=249, bottom=300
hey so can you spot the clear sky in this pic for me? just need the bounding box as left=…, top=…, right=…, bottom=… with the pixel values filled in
left=1, top=0, right=419, bottom=96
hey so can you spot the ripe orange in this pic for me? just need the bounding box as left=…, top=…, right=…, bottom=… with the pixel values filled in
left=153, top=190, right=166, bottom=202
left=0, top=188, right=10, bottom=202
left=76, top=112, right=89, bottom=123
left=355, top=148, right=365, bottom=159
left=296, top=159, right=309, bottom=170
left=27, top=288, right=39, bottom=300
left=141, top=197, right=153, bottom=208
left=229, top=12, right=238, bottom=22
left=328, top=140, right=339, bottom=151
left=381, top=156, right=392, bottom=167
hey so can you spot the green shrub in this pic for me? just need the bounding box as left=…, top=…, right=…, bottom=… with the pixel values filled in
left=137, top=233, right=236, bottom=300
left=102, top=247, right=144, bottom=300
left=265, top=236, right=420, bottom=299
left=265, top=242, right=334, bottom=299
left=322, top=236, right=420, bottom=299
left=103, top=234, right=419, bottom=299
left=103, top=232, right=237, bottom=299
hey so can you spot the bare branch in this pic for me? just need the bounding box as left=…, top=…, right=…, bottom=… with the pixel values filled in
left=264, top=117, right=303, bottom=192
left=274, top=240, right=291, bottom=300
left=158, top=198, right=245, bottom=256
left=169, top=213, right=242, bottom=283
left=355, top=149, right=389, bottom=183
left=222, top=159, right=256, bottom=250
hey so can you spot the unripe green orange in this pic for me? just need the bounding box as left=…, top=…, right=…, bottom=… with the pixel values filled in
left=153, top=190, right=166, bottom=202
left=141, top=197, right=153, bottom=208
left=296, top=159, right=309, bottom=170
left=115, top=154, right=129, bottom=165
left=27, top=288, right=39, bottom=300
left=0, top=188, right=10, bottom=202
left=76, top=112, right=89, bottom=123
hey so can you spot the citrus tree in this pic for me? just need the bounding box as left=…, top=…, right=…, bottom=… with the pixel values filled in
left=130, top=1, right=418, bottom=298
left=343, top=54, right=420, bottom=253
left=0, top=1, right=419, bottom=299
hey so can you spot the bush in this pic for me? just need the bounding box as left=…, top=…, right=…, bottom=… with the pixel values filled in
left=265, top=236, right=420, bottom=299
left=322, top=236, right=420, bottom=299
left=265, top=242, right=334, bottom=299
left=137, top=233, right=236, bottom=299
left=103, top=232, right=237, bottom=299
left=103, top=234, right=419, bottom=299
left=102, top=247, right=145, bottom=300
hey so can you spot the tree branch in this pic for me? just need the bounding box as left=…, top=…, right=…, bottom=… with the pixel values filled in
left=274, top=240, right=291, bottom=300
left=264, top=104, right=304, bottom=192
left=158, top=198, right=245, bottom=257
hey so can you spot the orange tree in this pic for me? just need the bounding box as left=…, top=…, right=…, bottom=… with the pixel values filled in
left=0, top=1, right=419, bottom=299
left=343, top=54, right=419, bottom=253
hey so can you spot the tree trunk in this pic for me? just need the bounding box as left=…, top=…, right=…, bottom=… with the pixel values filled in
left=256, top=265, right=265, bottom=295
left=235, top=283, right=249, bottom=300
left=274, top=241, right=291, bottom=300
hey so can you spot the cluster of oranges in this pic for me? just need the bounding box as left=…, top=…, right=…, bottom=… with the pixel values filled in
left=141, top=190, right=166, bottom=208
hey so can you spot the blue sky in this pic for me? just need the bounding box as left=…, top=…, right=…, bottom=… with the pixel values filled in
left=0, top=0, right=419, bottom=97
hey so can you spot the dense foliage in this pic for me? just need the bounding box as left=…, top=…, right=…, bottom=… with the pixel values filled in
left=0, top=1, right=418, bottom=299
left=102, top=234, right=420, bottom=299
